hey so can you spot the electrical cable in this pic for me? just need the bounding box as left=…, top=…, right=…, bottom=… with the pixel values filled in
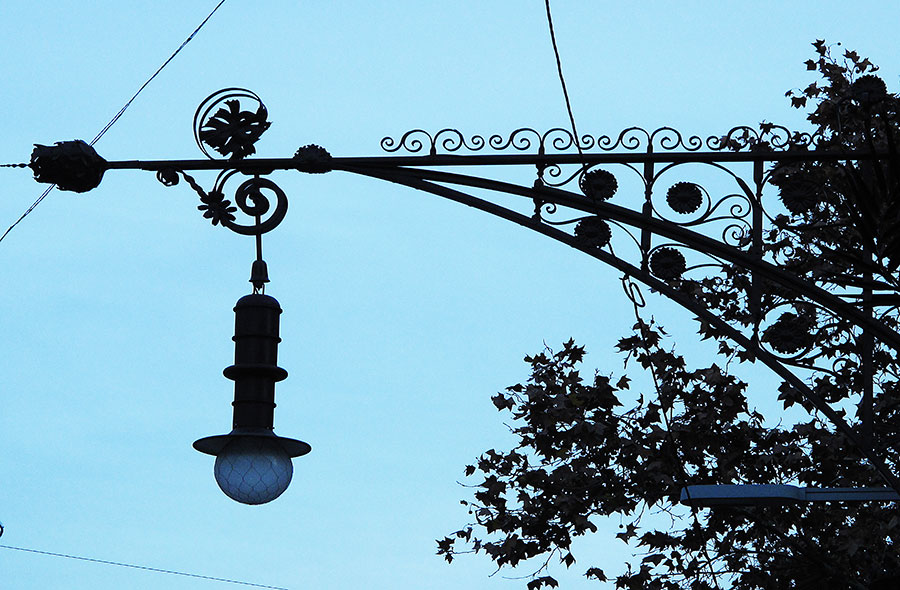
left=0, top=0, right=228, bottom=245
left=545, top=3, right=722, bottom=586
left=544, top=0, right=584, bottom=159
left=0, top=544, right=288, bottom=590
left=87, top=0, right=228, bottom=148
left=0, top=186, right=55, bottom=244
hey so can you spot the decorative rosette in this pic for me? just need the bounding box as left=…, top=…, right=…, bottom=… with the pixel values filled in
left=197, top=190, right=237, bottom=226
left=762, top=312, right=814, bottom=355
left=579, top=169, right=618, bottom=201
left=574, top=217, right=612, bottom=248
left=649, top=247, right=686, bottom=280
left=665, top=182, right=703, bottom=214
left=850, top=75, right=888, bottom=106
left=781, top=180, right=822, bottom=214
left=293, top=144, right=333, bottom=173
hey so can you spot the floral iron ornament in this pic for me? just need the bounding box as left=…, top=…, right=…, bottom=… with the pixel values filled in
left=194, top=88, right=271, bottom=160
left=27, top=88, right=330, bottom=237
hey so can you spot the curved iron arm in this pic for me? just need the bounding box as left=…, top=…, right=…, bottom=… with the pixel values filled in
left=343, top=165, right=900, bottom=491
left=339, top=164, right=900, bottom=354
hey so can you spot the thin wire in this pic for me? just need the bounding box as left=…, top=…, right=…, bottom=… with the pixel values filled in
left=544, top=0, right=584, bottom=159
left=0, top=544, right=288, bottom=589
left=88, top=0, right=228, bottom=147
left=0, top=186, right=55, bottom=244
left=0, top=0, right=228, bottom=245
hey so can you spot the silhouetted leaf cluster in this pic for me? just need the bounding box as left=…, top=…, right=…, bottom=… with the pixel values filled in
left=441, top=42, right=900, bottom=589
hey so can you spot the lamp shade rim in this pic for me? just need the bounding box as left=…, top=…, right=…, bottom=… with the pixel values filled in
left=193, top=430, right=311, bottom=457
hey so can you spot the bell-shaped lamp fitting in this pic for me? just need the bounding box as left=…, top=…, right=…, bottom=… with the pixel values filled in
left=194, top=292, right=310, bottom=505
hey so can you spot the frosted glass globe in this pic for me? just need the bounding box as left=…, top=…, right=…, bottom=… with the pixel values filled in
left=214, top=436, right=293, bottom=505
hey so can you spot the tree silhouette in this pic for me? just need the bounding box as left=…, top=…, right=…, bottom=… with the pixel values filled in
left=439, top=42, right=900, bottom=590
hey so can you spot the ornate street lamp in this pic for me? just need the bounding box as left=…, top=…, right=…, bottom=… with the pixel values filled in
left=27, top=90, right=312, bottom=505
left=20, top=87, right=900, bottom=502
left=192, top=260, right=311, bottom=505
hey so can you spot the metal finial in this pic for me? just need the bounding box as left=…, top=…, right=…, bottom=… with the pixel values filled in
left=250, top=259, right=269, bottom=294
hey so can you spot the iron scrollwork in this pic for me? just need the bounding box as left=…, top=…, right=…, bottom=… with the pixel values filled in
left=374, top=123, right=896, bottom=366
left=379, top=125, right=823, bottom=158
left=193, top=88, right=271, bottom=161
left=154, top=88, right=290, bottom=236
left=209, top=171, right=288, bottom=236
left=23, top=95, right=900, bottom=492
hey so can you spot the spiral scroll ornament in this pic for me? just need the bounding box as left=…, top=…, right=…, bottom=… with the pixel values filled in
left=194, top=88, right=271, bottom=160
left=156, top=167, right=288, bottom=236
left=210, top=172, right=288, bottom=236
left=709, top=124, right=821, bottom=152
left=380, top=129, right=486, bottom=155
left=750, top=300, right=862, bottom=372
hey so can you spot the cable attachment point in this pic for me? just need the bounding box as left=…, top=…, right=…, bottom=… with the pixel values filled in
left=29, top=140, right=107, bottom=193
left=250, top=259, right=270, bottom=294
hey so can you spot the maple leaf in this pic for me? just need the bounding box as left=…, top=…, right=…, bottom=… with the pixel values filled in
left=813, top=38, right=827, bottom=55
left=584, top=568, right=607, bottom=581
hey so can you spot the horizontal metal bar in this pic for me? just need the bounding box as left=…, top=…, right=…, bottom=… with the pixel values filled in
left=681, top=484, right=900, bottom=507
left=103, top=148, right=892, bottom=173
left=804, top=487, right=900, bottom=502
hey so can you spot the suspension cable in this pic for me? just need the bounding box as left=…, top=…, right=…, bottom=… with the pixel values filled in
left=0, top=0, right=229, bottom=245
left=0, top=543, right=288, bottom=589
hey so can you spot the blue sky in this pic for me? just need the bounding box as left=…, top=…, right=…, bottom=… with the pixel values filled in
left=3, top=2, right=900, bottom=589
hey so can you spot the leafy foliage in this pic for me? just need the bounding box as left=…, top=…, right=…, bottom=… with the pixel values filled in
left=440, top=43, right=900, bottom=589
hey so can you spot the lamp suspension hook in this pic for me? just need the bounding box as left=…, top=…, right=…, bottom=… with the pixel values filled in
left=250, top=253, right=269, bottom=295
left=248, top=172, right=269, bottom=294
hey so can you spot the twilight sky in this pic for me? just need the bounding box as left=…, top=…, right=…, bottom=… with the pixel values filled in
left=2, top=2, right=900, bottom=589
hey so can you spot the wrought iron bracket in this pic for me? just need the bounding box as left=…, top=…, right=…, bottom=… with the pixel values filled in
left=24, top=88, right=900, bottom=492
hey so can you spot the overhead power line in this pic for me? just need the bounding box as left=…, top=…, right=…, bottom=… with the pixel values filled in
left=543, top=0, right=584, bottom=159
left=543, top=4, right=720, bottom=585
left=0, top=544, right=289, bottom=590
left=0, top=0, right=229, bottom=245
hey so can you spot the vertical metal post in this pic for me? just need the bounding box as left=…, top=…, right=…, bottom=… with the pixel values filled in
left=640, top=144, right=654, bottom=270
left=749, top=160, right=764, bottom=354
left=861, top=244, right=875, bottom=448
